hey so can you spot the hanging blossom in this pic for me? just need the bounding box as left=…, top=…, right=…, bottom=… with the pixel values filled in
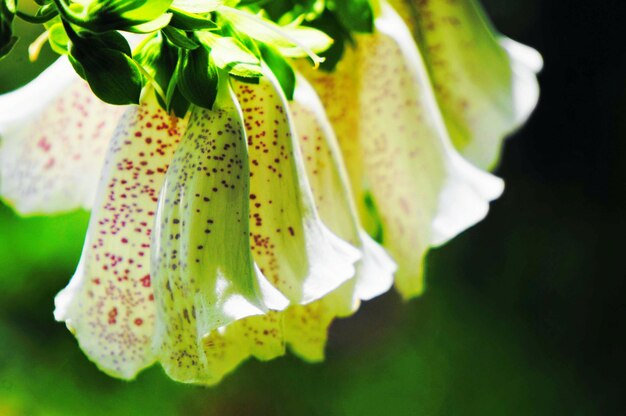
left=0, top=0, right=541, bottom=384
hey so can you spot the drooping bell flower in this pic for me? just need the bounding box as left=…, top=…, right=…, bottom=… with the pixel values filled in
left=46, top=67, right=364, bottom=381
left=0, top=58, right=124, bottom=214
left=150, top=73, right=290, bottom=384
left=300, top=2, right=506, bottom=298
left=53, top=86, right=190, bottom=378
left=0, top=0, right=541, bottom=386
left=387, top=0, right=542, bottom=169
left=151, top=68, right=364, bottom=384
left=284, top=74, right=396, bottom=361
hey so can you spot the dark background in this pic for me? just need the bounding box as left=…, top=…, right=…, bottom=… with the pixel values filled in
left=0, top=0, right=624, bottom=414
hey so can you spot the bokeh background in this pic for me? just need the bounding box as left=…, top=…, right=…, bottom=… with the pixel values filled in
left=1, top=0, right=624, bottom=414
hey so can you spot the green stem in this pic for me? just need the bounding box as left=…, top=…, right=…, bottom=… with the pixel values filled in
left=15, top=8, right=58, bottom=24
left=52, top=0, right=88, bottom=27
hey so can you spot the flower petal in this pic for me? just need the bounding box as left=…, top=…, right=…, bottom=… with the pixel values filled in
left=221, top=311, right=286, bottom=361
left=283, top=287, right=353, bottom=361
left=392, top=0, right=542, bottom=169
left=231, top=70, right=361, bottom=305
left=291, top=75, right=397, bottom=302
left=283, top=75, right=396, bottom=361
left=54, top=92, right=187, bottom=379
left=354, top=4, right=503, bottom=297
left=303, top=5, right=503, bottom=298
left=295, top=48, right=365, bottom=218
left=0, top=58, right=125, bottom=215
left=151, top=90, right=289, bottom=383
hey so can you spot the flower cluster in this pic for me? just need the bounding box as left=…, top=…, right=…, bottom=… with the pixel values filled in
left=0, top=0, right=541, bottom=384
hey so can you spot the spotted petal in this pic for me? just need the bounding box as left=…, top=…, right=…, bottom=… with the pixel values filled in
left=0, top=58, right=125, bottom=215
left=355, top=4, right=503, bottom=297
left=151, top=86, right=289, bottom=384
left=231, top=70, right=360, bottom=305
left=390, top=0, right=542, bottom=169
left=54, top=92, right=187, bottom=379
left=295, top=48, right=367, bottom=222
left=283, top=75, right=396, bottom=361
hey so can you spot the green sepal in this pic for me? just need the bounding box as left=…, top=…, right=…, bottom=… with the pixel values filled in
left=162, top=26, right=200, bottom=49
left=169, top=7, right=217, bottom=30
left=259, top=43, right=295, bottom=100
left=231, top=73, right=260, bottom=84
left=136, top=34, right=191, bottom=116
left=164, top=54, right=192, bottom=117
left=177, top=46, right=218, bottom=109
left=124, top=12, right=173, bottom=33
left=167, top=82, right=191, bottom=117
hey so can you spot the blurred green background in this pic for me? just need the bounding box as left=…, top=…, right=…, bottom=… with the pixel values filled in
left=1, top=1, right=624, bottom=415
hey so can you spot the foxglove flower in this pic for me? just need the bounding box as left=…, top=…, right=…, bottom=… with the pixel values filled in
left=0, top=0, right=540, bottom=385
left=300, top=3, right=503, bottom=298
left=388, top=0, right=543, bottom=168
left=44, top=67, right=363, bottom=381
left=0, top=59, right=124, bottom=214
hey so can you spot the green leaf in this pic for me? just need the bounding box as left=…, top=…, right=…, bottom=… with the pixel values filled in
left=47, top=22, right=70, bottom=55
left=71, top=44, right=144, bottom=105
left=196, top=32, right=262, bottom=77
left=169, top=7, right=217, bottom=30
left=94, top=30, right=132, bottom=56
left=220, top=7, right=333, bottom=60
left=308, top=9, right=348, bottom=71
left=177, top=46, right=218, bottom=108
left=329, top=0, right=373, bottom=33
left=68, top=53, right=87, bottom=79
left=0, top=0, right=17, bottom=60
left=162, top=26, right=199, bottom=49
left=57, top=0, right=173, bottom=32
left=0, top=35, right=17, bottom=60
left=259, top=43, right=295, bottom=100
left=124, top=12, right=173, bottom=33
